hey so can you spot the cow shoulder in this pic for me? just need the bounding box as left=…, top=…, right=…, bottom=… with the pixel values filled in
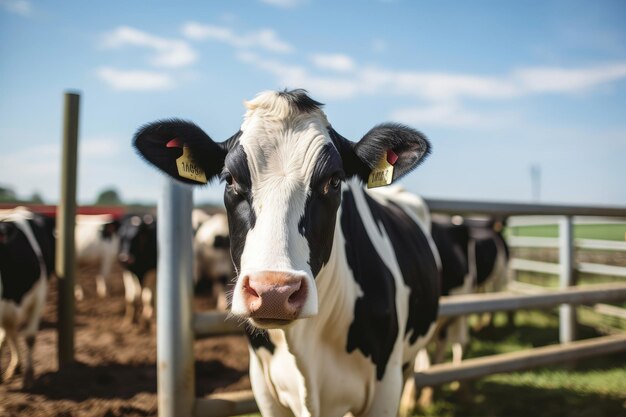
left=363, top=195, right=440, bottom=345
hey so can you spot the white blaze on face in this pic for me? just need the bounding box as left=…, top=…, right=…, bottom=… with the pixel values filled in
left=230, top=91, right=332, bottom=318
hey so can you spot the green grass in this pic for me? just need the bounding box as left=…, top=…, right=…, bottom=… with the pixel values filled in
left=413, top=311, right=626, bottom=417
left=508, top=223, right=626, bottom=241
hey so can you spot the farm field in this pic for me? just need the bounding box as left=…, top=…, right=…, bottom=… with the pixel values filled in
left=507, top=222, right=626, bottom=241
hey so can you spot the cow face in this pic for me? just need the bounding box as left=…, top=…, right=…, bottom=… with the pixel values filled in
left=134, top=89, right=430, bottom=329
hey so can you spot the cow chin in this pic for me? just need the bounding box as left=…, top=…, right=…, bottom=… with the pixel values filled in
left=231, top=269, right=319, bottom=328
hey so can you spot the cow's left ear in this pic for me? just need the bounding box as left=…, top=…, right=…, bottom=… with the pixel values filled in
left=330, top=123, right=431, bottom=184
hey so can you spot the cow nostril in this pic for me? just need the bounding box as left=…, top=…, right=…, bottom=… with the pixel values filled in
left=242, top=276, right=259, bottom=298
left=287, top=279, right=307, bottom=306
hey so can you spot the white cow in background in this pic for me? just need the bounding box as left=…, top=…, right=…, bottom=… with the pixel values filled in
left=194, top=212, right=233, bottom=310
left=75, top=214, right=121, bottom=298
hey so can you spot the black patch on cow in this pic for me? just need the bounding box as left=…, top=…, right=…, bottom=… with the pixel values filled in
left=213, top=235, right=230, bottom=250
left=223, top=145, right=255, bottom=272
left=473, top=237, right=498, bottom=286
left=118, top=216, right=157, bottom=284
left=402, top=362, right=410, bottom=373
left=100, top=220, right=121, bottom=240
left=298, top=144, right=343, bottom=277
left=245, top=327, right=275, bottom=354
left=277, top=89, right=324, bottom=114
left=431, top=221, right=470, bottom=296
left=366, top=198, right=440, bottom=345
left=341, top=190, right=399, bottom=380
left=0, top=217, right=53, bottom=304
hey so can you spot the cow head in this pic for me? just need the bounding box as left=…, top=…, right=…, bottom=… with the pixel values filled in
left=134, top=89, right=430, bottom=329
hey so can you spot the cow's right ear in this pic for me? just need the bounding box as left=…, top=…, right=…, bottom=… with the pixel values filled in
left=133, top=119, right=230, bottom=185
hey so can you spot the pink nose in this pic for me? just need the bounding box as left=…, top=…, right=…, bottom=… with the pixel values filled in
left=242, top=272, right=307, bottom=321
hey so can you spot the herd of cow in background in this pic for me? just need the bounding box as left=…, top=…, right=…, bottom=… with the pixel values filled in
left=0, top=204, right=509, bottom=389
left=0, top=206, right=233, bottom=387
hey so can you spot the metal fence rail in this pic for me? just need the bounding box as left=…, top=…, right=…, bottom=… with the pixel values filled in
left=413, top=334, right=626, bottom=388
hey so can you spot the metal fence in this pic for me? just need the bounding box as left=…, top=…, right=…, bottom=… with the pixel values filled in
left=157, top=189, right=626, bottom=417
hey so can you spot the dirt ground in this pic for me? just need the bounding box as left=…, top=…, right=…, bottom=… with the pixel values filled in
left=0, top=264, right=251, bottom=417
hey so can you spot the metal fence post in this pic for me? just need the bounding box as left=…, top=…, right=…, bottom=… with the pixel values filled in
left=559, top=215, right=576, bottom=343
left=157, top=179, right=195, bottom=417
left=57, top=92, right=80, bottom=368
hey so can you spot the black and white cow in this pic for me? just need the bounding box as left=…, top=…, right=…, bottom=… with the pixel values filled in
left=430, top=215, right=509, bottom=365
left=74, top=214, right=121, bottom=298
left=117, top=214, right=157, bottom=325
left=134, top=89, right=440, bottom=416
left=0, top=207, right=54, bottom=388
left=193, top=212, right=233, bottom=310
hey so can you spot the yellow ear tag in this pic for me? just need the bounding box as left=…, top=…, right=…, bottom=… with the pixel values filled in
left=176, top=146, right=207, bottom=184
left=367, top=150, right=398, bottom=189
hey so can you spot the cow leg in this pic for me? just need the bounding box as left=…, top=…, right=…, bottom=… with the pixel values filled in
left=96, top=274, right=107, bottom=298
left=74, top=284, right=84, bottom=301
left=123, top=271, right=141, bottom=324
left=22, top=336, right=35, bottom=389
left=20, top=277, right=47, bottom=389
left=3, top=325, right=20, bottom=381
left=0, top=327, right=5, bottom=381
left=141, top=270, right=157, bottom=330
left=97, top=245, right=116, bottom=298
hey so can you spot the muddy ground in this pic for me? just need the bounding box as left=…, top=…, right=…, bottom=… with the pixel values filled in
left=0, top=264, right=251, bottom=417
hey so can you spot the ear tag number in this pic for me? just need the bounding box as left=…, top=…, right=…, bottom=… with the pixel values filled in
left=176, top=146, right=207, bottom=184
left=367, top=150, right=398, bottom=189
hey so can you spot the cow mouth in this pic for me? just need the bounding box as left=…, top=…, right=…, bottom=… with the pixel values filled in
left=248, top=317, right=296, bottom=329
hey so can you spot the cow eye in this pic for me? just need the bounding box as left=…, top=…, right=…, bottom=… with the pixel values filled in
left=330, top=175, right=341, bottom=189
left=221, top=171, right=233, bottom=186
left=221, top=171, right=244, bottom=196
left=322, top=174, right=342, bottom=195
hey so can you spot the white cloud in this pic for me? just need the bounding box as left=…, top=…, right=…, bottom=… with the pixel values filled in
left=96, top=67, right=173, bottom=91
left=0, top=0, right=31, bottom=16
left=237, top=52, right=360, bottom=99
left=513, top=63, right=626, bottom=93
left=102, top=26, right=197, bottom=68
left=310, top=53, right=355, bottom=72
left=260, top=0, right=306, bottom=8
left=182, top=22, right=293, bottom=54
left=389, top=102, right=523, bottom=129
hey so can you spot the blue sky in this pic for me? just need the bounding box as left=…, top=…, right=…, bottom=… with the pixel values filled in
left=1, top=0, right=625, bottom=206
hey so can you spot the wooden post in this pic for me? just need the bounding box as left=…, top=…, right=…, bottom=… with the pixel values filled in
left=559, top=215, right=576, bottom=343
left=56, top=92, right=80, bottom=367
